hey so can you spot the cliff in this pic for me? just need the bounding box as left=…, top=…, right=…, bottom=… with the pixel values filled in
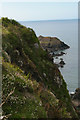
left=38, top=35, right=70, bottom=52
left=1, top=18, right=78, bottom=119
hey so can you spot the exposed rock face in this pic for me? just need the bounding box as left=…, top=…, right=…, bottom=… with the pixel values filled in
left=71, top=88, right=80, bottom=107
left=38, top=35, right=70, bottom=53
left=2, top=50, right=11, bottom=63
left=72, top=88, right=80, bottom=100
left=71, top=88, right=80, bottom=117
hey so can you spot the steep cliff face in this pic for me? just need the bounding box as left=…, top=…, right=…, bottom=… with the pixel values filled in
left=2, top=18, right=78, bottom=119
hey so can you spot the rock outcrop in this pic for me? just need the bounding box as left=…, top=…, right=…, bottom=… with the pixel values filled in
left=71, top=88, right=80, bottom=117
left=38, top=35, right=70, bottom=53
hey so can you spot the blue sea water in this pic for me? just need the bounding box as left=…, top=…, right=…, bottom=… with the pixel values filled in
left=20, top=20, right=78, bottom=93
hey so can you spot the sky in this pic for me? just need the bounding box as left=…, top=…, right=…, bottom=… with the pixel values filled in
left=0, top=0, right=79, bottom=2
left=1, top=1, right=78, bottom=21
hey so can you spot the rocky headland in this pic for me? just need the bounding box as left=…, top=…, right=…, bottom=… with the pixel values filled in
left=38, top=35, right=70, bottom=68
left=38, top=35, right=70, bottom=53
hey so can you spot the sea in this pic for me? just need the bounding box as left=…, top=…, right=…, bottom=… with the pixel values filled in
left=20, top=19, right=78, bottom=93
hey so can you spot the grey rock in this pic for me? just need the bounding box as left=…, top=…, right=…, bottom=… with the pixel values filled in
left=34, top=43, right=39, bottom=48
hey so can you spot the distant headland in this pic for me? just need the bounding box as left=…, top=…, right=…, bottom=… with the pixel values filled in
left=38, top=35, right=70, bottom=53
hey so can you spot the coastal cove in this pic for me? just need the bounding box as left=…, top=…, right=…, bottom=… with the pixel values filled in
left=20, top=19, right=78, bottom=93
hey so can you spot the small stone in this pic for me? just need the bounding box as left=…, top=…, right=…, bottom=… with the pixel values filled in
left=34, top=43, right=39, bottom=48
left=43, top=73, right=46, bottom=77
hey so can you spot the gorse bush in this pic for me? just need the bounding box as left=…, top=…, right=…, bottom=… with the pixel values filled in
left=2, top=17, right=21, bottom=27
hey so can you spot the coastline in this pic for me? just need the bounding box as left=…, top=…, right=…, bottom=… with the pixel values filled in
left=20, top=20, right=78, bottom=93
left=38, top=35, right=78, bottom=94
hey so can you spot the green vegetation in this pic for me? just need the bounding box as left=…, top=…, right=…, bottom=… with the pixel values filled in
left=2, top=17, right=78, bottom=119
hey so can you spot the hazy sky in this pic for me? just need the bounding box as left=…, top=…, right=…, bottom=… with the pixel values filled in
left=1, top=2, right=78, bottom=21
left=1, top=0, right=79, bottom=2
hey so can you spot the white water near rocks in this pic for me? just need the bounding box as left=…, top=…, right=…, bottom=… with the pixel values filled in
left=20, top=20, right=78, bottom=93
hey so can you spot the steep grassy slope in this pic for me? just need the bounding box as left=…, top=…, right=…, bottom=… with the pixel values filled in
left=3, top=60, right=72, bottom=119
left=2, top=17, right=78, bottom=119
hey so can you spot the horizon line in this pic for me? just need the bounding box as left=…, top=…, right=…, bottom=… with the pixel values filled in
left=19, top=18, right=78, bottom=22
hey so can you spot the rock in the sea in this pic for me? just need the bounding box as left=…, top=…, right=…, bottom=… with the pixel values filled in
left=56, top=56, right=58, bottom=59
left=59, top=60, right=65, bottom=65
left=61, top=51, right=65, bottom=55
left=60, top=58, right=63, bottom=61
left=60, top=65, right=64, bottom=68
